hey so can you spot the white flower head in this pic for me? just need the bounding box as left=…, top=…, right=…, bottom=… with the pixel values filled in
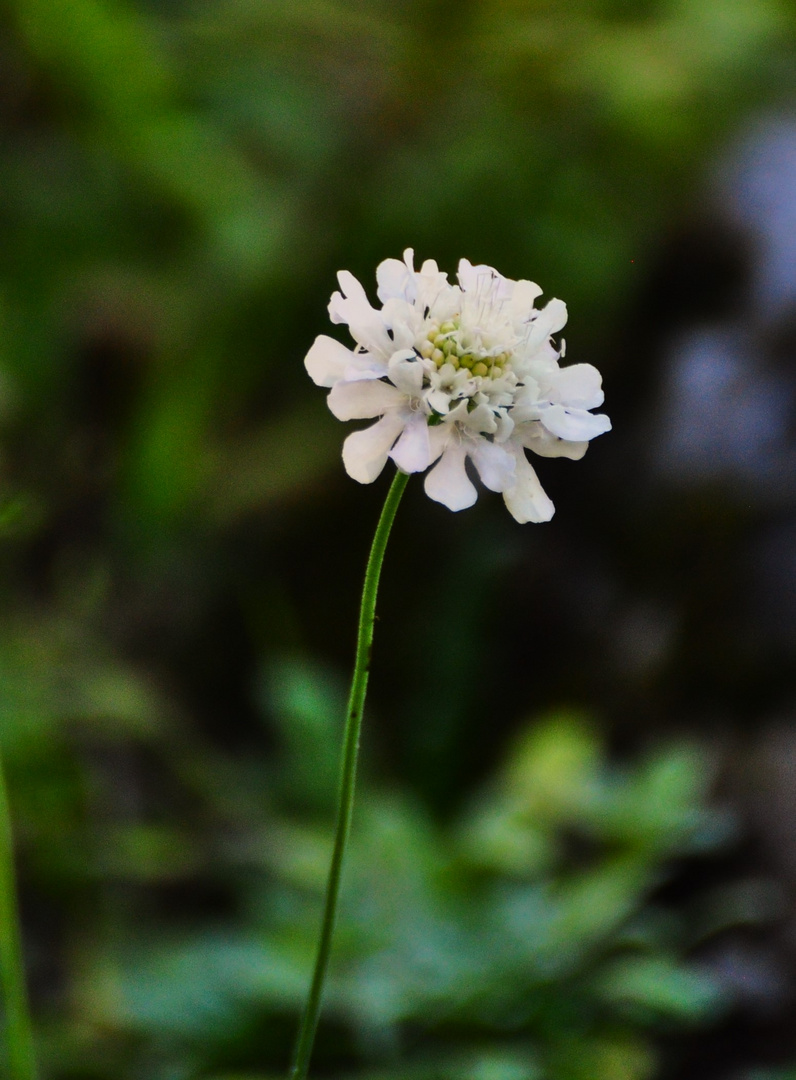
left=305, top=250, right=611, bottom=522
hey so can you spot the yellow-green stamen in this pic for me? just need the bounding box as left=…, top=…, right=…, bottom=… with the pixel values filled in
left=418, top=318, right=512, bottom=376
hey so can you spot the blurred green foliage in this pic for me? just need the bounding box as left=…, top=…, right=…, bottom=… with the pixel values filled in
left=16, top=662, right=736, bottom=1080
left=1, top=0, right=796, bottom=1075
left=1, top=0, right=794, bottom=532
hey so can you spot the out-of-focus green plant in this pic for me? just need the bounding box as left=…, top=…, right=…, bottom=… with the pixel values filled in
left=5, top=647, right=738, bottom=1079
left=748, top=1071, right=796, bottom=1080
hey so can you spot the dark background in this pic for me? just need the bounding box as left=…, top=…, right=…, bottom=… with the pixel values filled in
left=2, top=1, right=796, bottom=1077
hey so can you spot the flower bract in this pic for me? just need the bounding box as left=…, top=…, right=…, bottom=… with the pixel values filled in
left=305, top=250, right=611, bottom=522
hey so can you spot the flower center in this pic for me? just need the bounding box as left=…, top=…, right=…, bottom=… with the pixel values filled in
left=416, top=319, right=511, bottom=380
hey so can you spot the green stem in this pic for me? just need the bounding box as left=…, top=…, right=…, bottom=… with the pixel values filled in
left=0, top=755, right=36, bottom=1080
left=289, top=468, right=410, bottom=1080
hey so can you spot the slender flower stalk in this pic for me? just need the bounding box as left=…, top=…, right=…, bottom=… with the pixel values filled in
left=289, top=468, right=410, bottom=1080
left=0, top=755, right=36, bottom=1080
left=293, top=251, right=610, bottom=1077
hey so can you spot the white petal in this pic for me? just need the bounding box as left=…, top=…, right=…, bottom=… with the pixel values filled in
left=377, top=249, right=416, bottom=303
left=327, top=379, right=405, bottom=420
left=424, top=444, right=477, bottom=511
left=509, top=279, right=543, bottom=317
left=428, top=422, right=452, bottom=464
left=342, top=412, right=406, bottom=484
left=494, top=412, right=515, bottom=443
left=336, top=269, right=369, bottom=306
left=461, top=401, right=497, bottom=435
left=538, top=439, right=589, bottom=461
left=426, top=389, right=451, bottom=414
left=514, top=377, right=541, bottom=407
left=548, top=364, right=604, bottom=409
left=521, top=424, right=589, bottom=460
left=456, top=258, right=479, bottom=294
left=388, top=352, right=425, bottom=396
left=468, top=440, right=516, bottom=492
left=541, top=404, right=612, bottom=442
left=416, top=261, right=452, bottom=312
left=327, top=272, right=369, bottom=326
left=445, top=399, right=469, bottom=423
left=389, top=413, right=432, bottom=473
left=525, top=298, right=568, bottom=351
left=502, top=448, right=555, bottom=524
left=304, top=335, right=356, bottom=388
left=380, top=300, right=419, bottom=350
left=457, top=259, right=513, bottom=300
left=328, top=270, right=394, bottom=358
left=343, top=354, right=389, bottom=381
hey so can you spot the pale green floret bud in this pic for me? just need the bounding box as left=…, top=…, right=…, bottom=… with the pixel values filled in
left=440, top=321, right=456, bottom=334
left=442, top=339, right=456, bottom=356
left=434, top=334, right=448, bottom=348
left=449, top=355, right=460, bottom=369
left=472, top=361, right=489, bottom=377
left=419, top=340, right=435, bottom=359
left=432, top=348, right=445, bottom=365
left=460, top=355, right=475, bottom=370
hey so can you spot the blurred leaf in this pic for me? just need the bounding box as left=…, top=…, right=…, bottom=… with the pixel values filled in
left=595, top=954, right=723, bottom=1021
left=502, top=715, right=600, bottom=821
left=259, top=655, right=346, bottom=809
left=205, top=401, right=343, bottom=522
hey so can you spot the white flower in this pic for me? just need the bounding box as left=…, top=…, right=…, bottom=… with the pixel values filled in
left=305, top=250, right=611, bottom=523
